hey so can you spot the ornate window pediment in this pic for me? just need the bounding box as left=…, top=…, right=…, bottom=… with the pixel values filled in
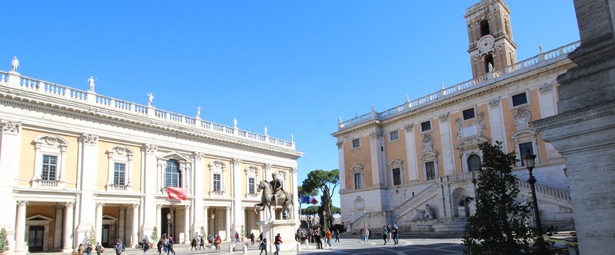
left=455, top=112, right=490, bottom=149
left=245, top=165, right=260, bottom=198
left=106, top=146, right=135, bottom=191
left=32, top=135, right=69, bottom=189
left=209, top=160, right=227, bottom=196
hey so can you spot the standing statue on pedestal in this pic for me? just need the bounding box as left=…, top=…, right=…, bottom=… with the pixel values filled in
left=147, top=93, right=154, bottom=107
left=254, top=173, right=294, bottom=221
left=11, top=57, right=19, bottom=72
left=88, top=76, right=97, bottom=92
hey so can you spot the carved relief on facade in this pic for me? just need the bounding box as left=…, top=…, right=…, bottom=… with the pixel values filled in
left=144, top=144, right=158, bottom=154
left=489, top=98, right=501, bottom=108
left=511, top=108, right=537, bottom=137
left=0, top=120, right=21, bottom=134
left=194, top=152, right=206, bottom=161
left=422, top=134, right=434, bottom=152
left=455, top=112, right=490, bottom=149
left=539, top=81, right=555, bottom=93
left=81, top=133, right=98, bottom=145
left=438, top=113, right=450, bottom=122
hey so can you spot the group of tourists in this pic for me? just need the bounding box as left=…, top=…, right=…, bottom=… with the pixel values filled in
left=77, top=242, right=107, bottom=255
left=155, top=235, right=176, bottom=255
left=381, top=224, right=399, bottom=245
left=295, top=227, right=339, bottom=249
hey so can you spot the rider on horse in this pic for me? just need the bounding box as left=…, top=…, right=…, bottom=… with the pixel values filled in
left=270, top=173, right=289, bottom=207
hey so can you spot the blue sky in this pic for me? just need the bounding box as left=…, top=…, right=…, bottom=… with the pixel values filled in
left=1, top=1, right=579, bottom=209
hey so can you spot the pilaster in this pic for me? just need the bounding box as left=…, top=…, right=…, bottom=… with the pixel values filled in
left=0, top=120, right=21, bottom=252
left=438, top=113, right=455, bottom=176
left=192, top=152, right=206, bottom=237
left=76, top=133, right=99, bottom=244
left=142, top=143, right=158, bottom=241
left=336, top=141, right=346, bottom=192
left=231, top=158, right=243, bottom=235
left=62, top=202, right=74, bottom=253
left=404, top=124, right=418, bottom=181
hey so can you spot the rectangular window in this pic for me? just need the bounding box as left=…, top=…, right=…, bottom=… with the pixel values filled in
left=425, top=161, right=436, bottom=181
left=463, top=108, right=475, bottom=120
left=392, top=168, right=401, bottom=186
left=42, top=155, right=57, bottom=180
left=421, top=121, right=431, bottom=132
left=354, top=173, right=362, bottom=190
left=249, top=178, right=255, bottom=194
left=512, top=92, right=528, bottom=107
left=352, top=139, right=361, bottom=148
left=389, top=131, right=399, bottom=141
left=519, top=142, right=534, bottom=166
left=113, top=163, right=126, bottom=185
left=213, top=174, right=221, bottom=192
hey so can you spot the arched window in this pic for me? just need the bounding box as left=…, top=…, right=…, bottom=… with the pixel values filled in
left=165, top=159, right=181, bottom=187
left=467, top=155, right=481, bottom=172
left=485, top=54, right=494, bottom=73
left=480, top=20, right=490, bottom=36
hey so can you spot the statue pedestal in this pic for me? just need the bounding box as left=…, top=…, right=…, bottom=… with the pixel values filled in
left=257, top=220, right=300, bottom=252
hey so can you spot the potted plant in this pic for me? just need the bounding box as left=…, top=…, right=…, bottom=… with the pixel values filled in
left=151, top=227, right=159, bottom=247
left=0, top=228, right=10, bottom=255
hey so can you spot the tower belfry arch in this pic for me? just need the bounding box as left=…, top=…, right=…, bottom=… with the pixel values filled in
left=465, top=0, right=517, bottom=78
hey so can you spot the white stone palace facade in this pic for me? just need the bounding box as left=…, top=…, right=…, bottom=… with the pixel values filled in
left=0, top=62, right=303, bottom=253
left=333, top=0, right=577, bottom=235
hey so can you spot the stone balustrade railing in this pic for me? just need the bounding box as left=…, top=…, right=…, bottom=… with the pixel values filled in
left=439, top=171, right=479, bottom=183
left=0, top=71, right=295, bottom=149
left=338, top=41, right=581, bottom=131
left=466, top=0, right=494, bottom=14
left=392, top=183, right=438, bottom=217
left=516, top=179, right=571, bottom=201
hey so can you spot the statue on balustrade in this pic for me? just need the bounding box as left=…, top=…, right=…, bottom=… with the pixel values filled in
left=11, top=56, right=19, bottom=72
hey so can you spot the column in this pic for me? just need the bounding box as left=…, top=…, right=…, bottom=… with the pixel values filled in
left=290, top=168, right=299, bottom=220
left=533, top=1, right=615, bottom=253
left=231, top=158, right=242, bottom=235
left=131, top=204, right=139, bottom=247
left=156, top=205, right=162, bottom=239
left=193, top=152, right=206, bottom=236
left=54, top=205, right=64, bottom=250
left=438, top=114, right=455, bottom=176
left=0, top=120, right=22, bottom=249
left=142, top=144, right=158, bottom=242
left=225, top=206, right=231, bottom=240
left=76, top=134, right=99, bottom=244
left=95, top=203, right=104, bottom=244
left=118, top=206, right=126, bottom=243
left=203, top=206, right=208, bottom=237
left=183, top=205, right=190, bottom=244
left=15, top=201, right=28, bottom=252
left=62, top=202, right=74, bottom=252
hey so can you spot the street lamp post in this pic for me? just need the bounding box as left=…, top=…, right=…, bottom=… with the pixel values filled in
left=211, top=213, right=215, bottom=238
left=167, top=213, right=172, bottom=239
left=362, top=209, right=366, bottom=231
left=523, top=151, right=543, bottom=238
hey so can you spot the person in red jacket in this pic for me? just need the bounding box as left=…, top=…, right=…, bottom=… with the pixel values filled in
left=274, top=233, right=283, bottom=255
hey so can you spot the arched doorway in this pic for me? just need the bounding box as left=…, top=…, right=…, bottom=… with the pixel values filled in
left=452, top=188, right=470, bottom=218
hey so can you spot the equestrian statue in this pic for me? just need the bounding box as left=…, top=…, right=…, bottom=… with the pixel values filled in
left=254, top=173, right=294, bottom=221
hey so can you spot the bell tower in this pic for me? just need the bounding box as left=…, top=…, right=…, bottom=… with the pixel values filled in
left=465, top=0, right=517, bottom=78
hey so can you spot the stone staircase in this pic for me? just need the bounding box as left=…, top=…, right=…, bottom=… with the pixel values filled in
left=392, top=184, right=438, bottom=221
left=516, top=180, right=575, bottom=230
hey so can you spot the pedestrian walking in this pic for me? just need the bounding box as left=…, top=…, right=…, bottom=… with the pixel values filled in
left=86, top=244, right=93, bottom=255
left=335, top=229, right=340, bottom=242
left=368, top=228, right=372, bottom=241
left=235, top=231, right=240, bottom=242
left=140, top=239, right=150, bottom=255
left=382, top=226, right=388, bottom=245
left=392, top=224, right=399, bottom=245
left=326, top=229, right=332, bottom=248
left=114, top=240, right=125, bottom=255
left=274, top=233, right=283, bottom=255
left=157, top=238, right=163, bottom=254
left=95, top=242, right=104, bottom=255
left=387, top=225, right=392, bottom=242
left=78, top=244, right=84, bottom=255
left=259, top=238, right=267, bottom=255
left=215, top=235, right=221, bottom=250
left=199, top=236, right=205, bottom=249
left=314, top=229, right=322, bottom=249
left=166, top=237, right=175, bottom=255
left=250, top=233, right=255, bottom=246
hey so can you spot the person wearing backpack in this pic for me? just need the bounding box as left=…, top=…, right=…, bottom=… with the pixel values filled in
left=114, top=240, right=125, bottom=255
left=85, top=244, right=93, bottom=255
left=259, top=238, right=267, bottom=255
left=140, top=239, right=150, bottom=255
left=95, top=242, right=104, bottom=255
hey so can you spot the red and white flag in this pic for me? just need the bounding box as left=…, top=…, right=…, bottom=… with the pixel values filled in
left=310, top=196, right=318, bottom=204
left=167, top=187, right=187, bottom=200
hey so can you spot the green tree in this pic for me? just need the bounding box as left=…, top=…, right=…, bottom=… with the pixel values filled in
left=86, top=226, right=96, bottom=247
left=301, top=205, right=320, bottom=227
left=0, top=228, right=9, bottom=253
left=462, top=142, right=537, bottom=254
left=331, top=206, right=341, bottom=216
left=301, top=169, right=339, bottom=230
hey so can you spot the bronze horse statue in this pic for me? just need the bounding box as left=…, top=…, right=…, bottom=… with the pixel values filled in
left=254, top=180, right=293, bottom=221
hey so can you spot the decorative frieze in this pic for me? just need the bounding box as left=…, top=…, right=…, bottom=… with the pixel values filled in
left=369, top=131, right=383, bottom=138
left=0, top=120, right=21, bottom=134
left=513, top=108, right=531, bottom=129
left=80, top=133, right=98, bottom=145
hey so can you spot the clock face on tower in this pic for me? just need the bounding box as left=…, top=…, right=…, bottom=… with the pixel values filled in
left=477, top=35, right=495, bottom=53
